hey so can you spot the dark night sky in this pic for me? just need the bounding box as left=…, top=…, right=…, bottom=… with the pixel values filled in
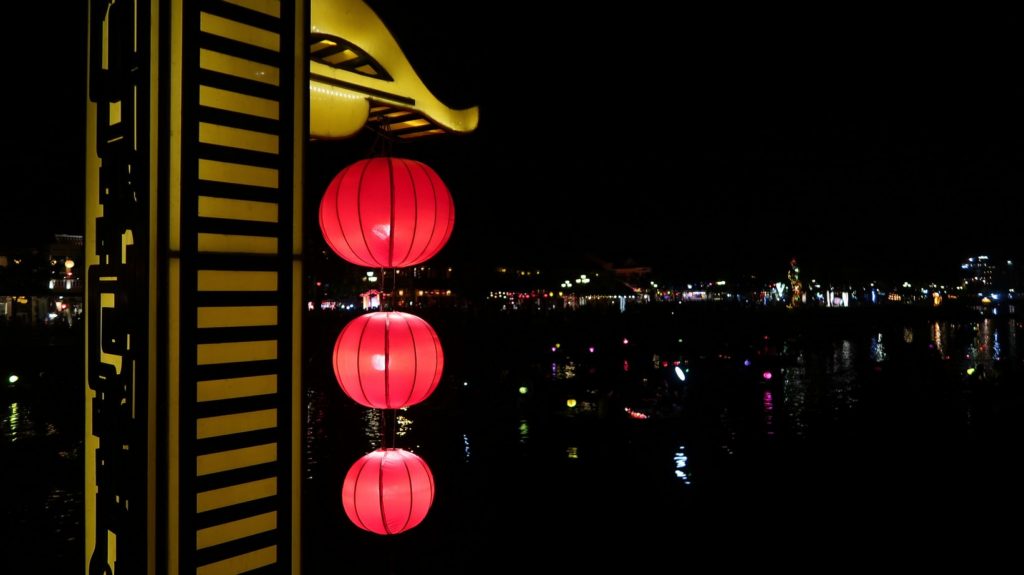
left=5, top=3, right=1021, bottom=285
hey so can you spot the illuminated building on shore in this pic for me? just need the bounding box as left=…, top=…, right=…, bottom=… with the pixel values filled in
left=960, top=255, right=1015, bottom=292
left=1, top=234, right=83, bottom=325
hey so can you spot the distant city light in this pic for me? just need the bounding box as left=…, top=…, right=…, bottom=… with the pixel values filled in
left=566, top=398, right=577, bottom=408
left=518, top=386, right=528, bottom=395
left=625, top=407, right=649, bottom=420
left=8, top=374, right=18, bottom=384
left=674, top=366, right=686, bottom=381
left=762, top=370, right=772, bottom=381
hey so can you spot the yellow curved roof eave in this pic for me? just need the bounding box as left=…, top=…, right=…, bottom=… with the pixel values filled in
left=309, top=0, right=479, bottom=139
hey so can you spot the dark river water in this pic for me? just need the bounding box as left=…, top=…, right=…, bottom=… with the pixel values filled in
left=4, top=305, right=1023, bottom=573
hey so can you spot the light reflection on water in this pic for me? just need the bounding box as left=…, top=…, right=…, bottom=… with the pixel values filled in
left=782, top=364, right=808, bottom=437
left=673, top=444, right=692, bottom=485
left=3, top=402, right=37, bottom=442
left=361, top=409, right=382, bottom=449
left=762, top=389, right=775, bottom=436
left=932, top=321, right=947, bottom=357
left=396, top=412, right=414, bottom=437
left=0, top=349, right=83, bottom=573
left=357, top=409, right=415, bottom=448
left=304, top=388, right=328, bottom=480
left=1008, top=320, right=1017, bottom=359
left=830, top=339, right=858, bottom=415
left=295, top=315, right=1023, bottom=571
left=969, top=319, right=996, bottom=376
left=6, top=315, right=1023, bottom=572
left=304, top=317, right=1023, bottom=473
left=870, top=333, right=886, bottom=362
left=552, top=360, right=576, bottom=380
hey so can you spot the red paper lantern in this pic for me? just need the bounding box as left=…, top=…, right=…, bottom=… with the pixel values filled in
left=342, top=448, right=435, bottom=535
left=333, top=311, right=444, bottom=409
left=320, top=157, right=455, bottom=268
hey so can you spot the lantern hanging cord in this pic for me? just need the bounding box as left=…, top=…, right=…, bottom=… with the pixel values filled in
left=366, top=113, right=395, bottom=159
left=390, top=408, right=398, bottom=451
left=391, top=267, right=399, bottom=311
left=378, top=409, right=398, bottom=450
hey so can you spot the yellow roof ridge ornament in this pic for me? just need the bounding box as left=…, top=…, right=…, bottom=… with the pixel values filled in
left=310, top=0, right=479, bottom=140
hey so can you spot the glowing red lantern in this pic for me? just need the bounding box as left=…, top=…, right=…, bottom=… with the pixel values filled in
left=333, top=311, right=444, bottom=409
left=320, top=157, right=455, bottom=268
left=342, top=448, right=435, bottom=535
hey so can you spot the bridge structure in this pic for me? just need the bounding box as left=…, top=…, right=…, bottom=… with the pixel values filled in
left=84, top=1, right=477, bottom=572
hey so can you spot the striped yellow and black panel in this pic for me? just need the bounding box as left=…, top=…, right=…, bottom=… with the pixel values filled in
left=173, top=0, right=299, bottom=572
left=191, top=263, right=284, bottom=572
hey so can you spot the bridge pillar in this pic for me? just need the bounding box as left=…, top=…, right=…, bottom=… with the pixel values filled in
left=85, top=1, right=306, bottom=572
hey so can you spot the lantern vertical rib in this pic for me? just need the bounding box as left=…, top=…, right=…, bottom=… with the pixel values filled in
left=355, top=160, right=374, bottom=266
left=353, top=315, right=373, bottom=410
left=422, top=162, right=437, bottom=266
left=408, top=160, right=433, bottom=266
left=410, top=453, right=435, bottom=531
left=320, top=164, right=351, bottom=268
left=387, top=156, right=397, bottom=268
left=382, top=313, right=391, bottom=411
left=403, top=316, right=417, bottom=408
left=397, top=455, right=414, bottom=534
left=350, top=455, right=371, bottom=533
left=397, top=158, right=418, bottom=266
left=428, top=326, right=443, bottom=397
left=377, top=452, right=389, bottom=534
left=337, top=162, right=359, bottom=265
